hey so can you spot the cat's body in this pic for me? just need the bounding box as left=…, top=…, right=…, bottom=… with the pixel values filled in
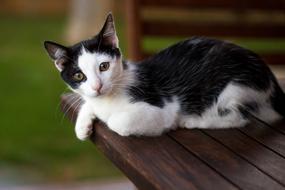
left=44, top=14, right=285, bottom=140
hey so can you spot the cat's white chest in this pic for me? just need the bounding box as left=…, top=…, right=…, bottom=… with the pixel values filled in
left=84, top=94, right=131, bottom=122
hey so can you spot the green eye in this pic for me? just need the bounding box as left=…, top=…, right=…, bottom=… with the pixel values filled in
left=99, top=62, right=110, bottom=72
left=73, top=72, right=85, bottom=81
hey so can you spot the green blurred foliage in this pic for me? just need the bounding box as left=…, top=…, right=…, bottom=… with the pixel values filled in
left=0, top=16, right=122, bottom=185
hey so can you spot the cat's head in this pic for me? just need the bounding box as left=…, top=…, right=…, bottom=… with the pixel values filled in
left=44, top=13, right=123, bottom=98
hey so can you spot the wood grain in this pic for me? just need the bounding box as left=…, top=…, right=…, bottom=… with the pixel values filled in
left=204, top=128, right=285, bottom=185
left=170, top=129, right=285, bottom=190
left=92, top=122, right=238, bottom=190
left=239, top=124, right=285, bottom=157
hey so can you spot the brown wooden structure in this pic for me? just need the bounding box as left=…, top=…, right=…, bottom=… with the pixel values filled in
left=125, top=0, right=285, bottom=64
left=61, top=79, right=285, bottom=190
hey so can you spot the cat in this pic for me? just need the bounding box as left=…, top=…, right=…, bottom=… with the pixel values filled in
left=44, top=13, right=285, bottom=140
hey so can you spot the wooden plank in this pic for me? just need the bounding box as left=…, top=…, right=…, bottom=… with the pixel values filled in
left=125, top=0, right=143, bottom=61
left=61, top=94, right=238, bottom=190
left=204, top=129, right=285, bottom=186
left=170, top=129, right=285, bottom=190
left=140, top=0, right=285, bottom=10
left=142, top=21, right=285, bottom=38
left=239, top=124, right=285, bottom=157
left=270, top=121, right=285, bottom=135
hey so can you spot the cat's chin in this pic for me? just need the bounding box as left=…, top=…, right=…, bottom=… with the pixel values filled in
left=76, top=91, right=98, bottom=98
left=76, top=87, right=114, bottom=99
left=83, top=91, right=108, bottom=98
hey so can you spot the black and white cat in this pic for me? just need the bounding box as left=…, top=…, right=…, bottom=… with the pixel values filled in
left=44, top=13, right=285, bottom=140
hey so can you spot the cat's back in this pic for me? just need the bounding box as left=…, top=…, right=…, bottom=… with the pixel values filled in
left=136, top=36, right=273, bottom=90
left=129, top=37, right=276, bottom=114
left=140, top=36, right=265, bottom=70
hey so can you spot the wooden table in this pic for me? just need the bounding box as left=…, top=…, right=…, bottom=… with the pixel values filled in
left=61, top=83, right=285, bottom=190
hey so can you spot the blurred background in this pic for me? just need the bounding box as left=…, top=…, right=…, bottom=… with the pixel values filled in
left=0, top=0, right=284, bottom=189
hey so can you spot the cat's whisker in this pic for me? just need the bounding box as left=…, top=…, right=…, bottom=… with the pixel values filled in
left=111, top=83, right=145, bottom=95
left=60, top=96, right=79, bottom=123
left=64, top=96, right=81, bottom=115
left=64, top=92, right=76, bottom=97
left=71, top=100, right=83, bottom=123
left=61, top=97, right=82, bottom=124
left=55, top=90, right=75, bottom=120
left=61, top=97, right=81, bottom=125
left=61, top=94, right=80, bottom=114
left=111, top=73, right=134, bottom=82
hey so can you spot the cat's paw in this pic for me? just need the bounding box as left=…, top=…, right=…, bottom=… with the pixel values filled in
left=107, top=112, right=132, bottom=136
left=75, top=119, right=93, bottom=141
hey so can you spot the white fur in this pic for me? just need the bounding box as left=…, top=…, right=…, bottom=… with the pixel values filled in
left=73, top=49, right=282, bottom=140
left=83, top=95, right=180, bottom=136
left=180, top=83, right=281, bottom=129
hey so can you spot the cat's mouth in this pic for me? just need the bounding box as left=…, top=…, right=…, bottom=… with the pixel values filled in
left=87, top=88, right=111, bottom=98
left=95, top=90, right=105, bottom=97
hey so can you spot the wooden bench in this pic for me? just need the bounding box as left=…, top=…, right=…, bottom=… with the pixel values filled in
left=61, top=79, right=285, bottom=190
left=125, top=0, right=285, bottom=64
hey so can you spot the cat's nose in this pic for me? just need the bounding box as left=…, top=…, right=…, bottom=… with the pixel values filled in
left=92, top=83, right=102, bottom=92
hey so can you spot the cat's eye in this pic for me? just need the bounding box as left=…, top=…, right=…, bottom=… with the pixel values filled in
left=99, top=62, right=110, bottom=72
left=73, top=72, right=85, bottom=81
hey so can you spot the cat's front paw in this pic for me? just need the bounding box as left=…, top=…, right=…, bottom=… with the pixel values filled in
left=107, top=112, right=132, bottom=136
left=75, top=119, right=93, bottom=141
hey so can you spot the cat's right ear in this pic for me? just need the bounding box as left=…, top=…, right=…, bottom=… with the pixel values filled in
left=44, top=41, right=68, bottom=71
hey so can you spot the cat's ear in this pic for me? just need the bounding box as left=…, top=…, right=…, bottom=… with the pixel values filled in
left=99, top=13, right=119, bottom=48
left=44, top=41, right=68, bottom=71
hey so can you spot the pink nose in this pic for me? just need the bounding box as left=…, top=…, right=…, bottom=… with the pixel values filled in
left=92, top=83, right=102, bottom=92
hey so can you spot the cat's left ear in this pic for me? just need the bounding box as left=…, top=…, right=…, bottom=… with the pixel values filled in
left=44, top=41, right=68, bottom=60
left=99, top=13, right=119, bottom=48
left=44, top=41, right=68, bottom=71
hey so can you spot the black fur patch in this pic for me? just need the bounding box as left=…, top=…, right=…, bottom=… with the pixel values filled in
left=127, top=37, right=277, bottom=115
left=238, top=102, right=259, bottom=119
left=218, top=108, right=231, bottom=117
left=244, top=102, right=259, bottom=113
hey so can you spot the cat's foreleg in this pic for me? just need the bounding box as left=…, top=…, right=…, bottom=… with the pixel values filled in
left=107, top=112, right=166, bottom=136
left=75, top=102, right=95, bottom=140
left=107, top=112, right=134, bottom=136
left=107, top=104, right=176, bottom=136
